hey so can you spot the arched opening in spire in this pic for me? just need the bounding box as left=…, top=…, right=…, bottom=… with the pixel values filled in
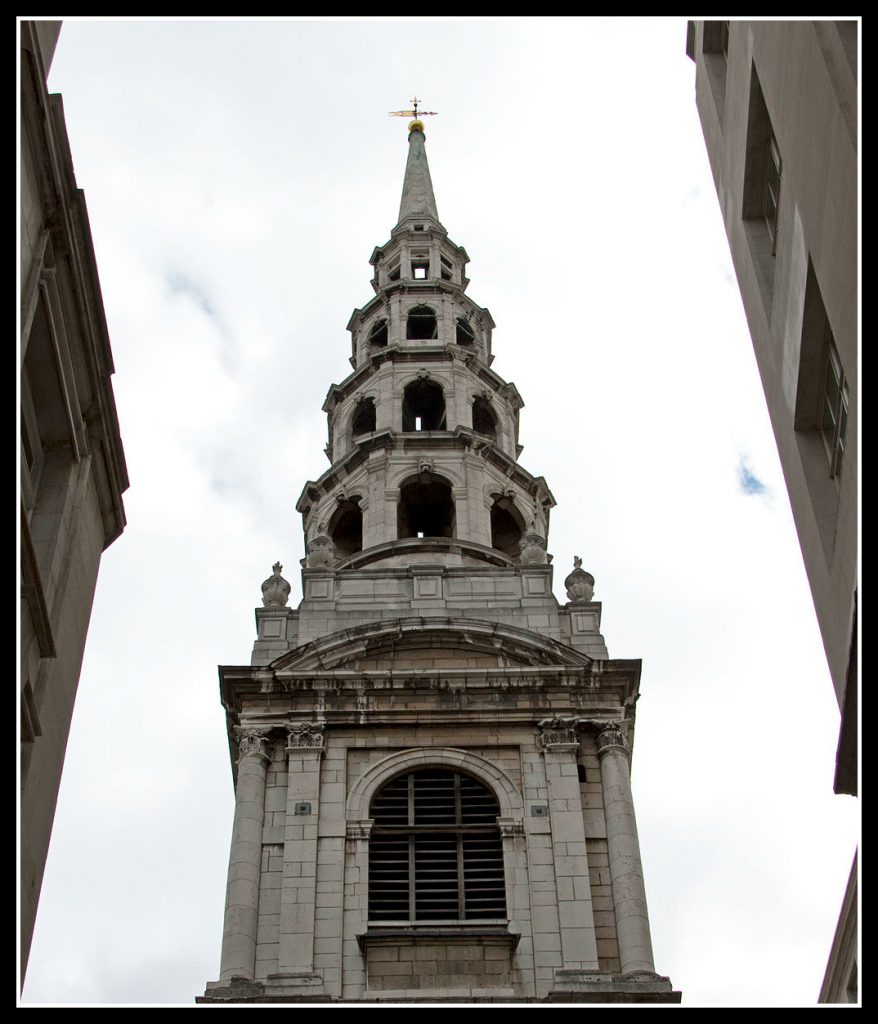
left=407, top=305, right=438, bottom=340
left=398, top=474, right=455, bottom=539
left=456, top=317, right=475, bottom=346
left=472, top=396, right=497, bottom=440
left=351, top=397, right=376, bottom=437
left=368, top=318, right=388, bottom=348
left=368, top=767, right=505, bottom=921
left=329, top=497, right=363, bottom=560
left=490, top=494, right=525, bottom=559
left=402, top=378, right=446, bottom=432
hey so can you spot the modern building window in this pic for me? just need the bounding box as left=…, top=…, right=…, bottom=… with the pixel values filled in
left=702, top=20, right=730, bottom=122
left=742, top=64, right=781, bottom=309
left=794, top=259, right=850, bottom=558
left=368, top=768, right=506, bottom=922
left=820, top=338, right=849, bottom=479
left=743, top=65, right=782, bottom=251
left=20, top=286, right=69, bottom=519
left=764, top=132, right=782, bottom=253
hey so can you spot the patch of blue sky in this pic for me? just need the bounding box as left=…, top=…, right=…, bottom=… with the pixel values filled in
left=737, top=457, right=766, bottom=496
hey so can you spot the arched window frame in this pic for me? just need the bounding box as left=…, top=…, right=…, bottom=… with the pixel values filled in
left=397, top=470, right=456, bottom=540
left=350, top=396, right=377, bottom=438
left=367, top=767, right=507, bottom=923
left=406, top=304, right=438, bottom=340
left=401, top=377, right=446, bottom=432
left=345, top=748, right=525, bottom=934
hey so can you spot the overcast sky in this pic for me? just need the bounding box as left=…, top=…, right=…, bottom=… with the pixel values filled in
left=21, top=17, right=859, bottom=1007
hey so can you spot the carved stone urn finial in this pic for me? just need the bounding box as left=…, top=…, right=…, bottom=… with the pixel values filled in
left=261, top=562, right=291, bottom=608
left=306, top=533, right=335, bottom=569
left=519, top=531, right=547, bottom=565
left=564, top=555, right=595, bottom=603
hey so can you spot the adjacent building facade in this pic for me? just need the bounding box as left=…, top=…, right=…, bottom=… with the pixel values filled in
left=686, top=20, right=858, bottom=1003
left=199, top=120, right=679, bottom=1003
left=19, top=20, right=129, bottom=983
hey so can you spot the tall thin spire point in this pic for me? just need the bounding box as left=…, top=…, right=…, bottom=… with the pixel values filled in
left=395, top=102, right=441, bottom=227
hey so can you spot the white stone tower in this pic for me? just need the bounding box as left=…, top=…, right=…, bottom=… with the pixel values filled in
left=199, top=117, right=679, bottom=1004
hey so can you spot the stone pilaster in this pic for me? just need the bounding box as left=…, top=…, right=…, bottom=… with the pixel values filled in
left=277, top=722, right=325, bottom=977
left=595, top=721, right=656, bottom=975
left=220, top=727, right=272, bottom=981
left=342, top=819, right=373, bottom=999
left=538, top=718, right=600, bottom=972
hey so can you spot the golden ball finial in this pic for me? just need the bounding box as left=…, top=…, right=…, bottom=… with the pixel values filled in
left=408, top=119, right=425, bottom=133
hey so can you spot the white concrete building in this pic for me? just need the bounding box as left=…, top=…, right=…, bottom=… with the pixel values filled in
left=200, top=117, right=679, bottom=1004
left=685, top=20, right=858, bottom=1004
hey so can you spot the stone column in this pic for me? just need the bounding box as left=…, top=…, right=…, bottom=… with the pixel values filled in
left=595, top=721, right=656, bottom=975
left=219, top=726, right=272, bottom=980
left=277, top=722, right=324, bottom=975
left=538, top=718, right=600, bottom=971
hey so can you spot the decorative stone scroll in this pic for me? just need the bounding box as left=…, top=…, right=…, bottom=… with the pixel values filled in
left=285, top=721, right=325, bottom=751
left=233, top=726, right=273, bottom=764
left=538, top=716, right=580, bottom=751
left=261, top=562, right=291, bottom=608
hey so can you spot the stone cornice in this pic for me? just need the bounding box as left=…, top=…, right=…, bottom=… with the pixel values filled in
left=219, top=660, right=641, bottom=719
left=322, top=342, right=504, bottom=412
left=296, top=427, right=554, bottom=516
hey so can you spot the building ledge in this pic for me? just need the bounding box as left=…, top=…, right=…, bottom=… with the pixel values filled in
left=357, top=922, right=520, bottom=953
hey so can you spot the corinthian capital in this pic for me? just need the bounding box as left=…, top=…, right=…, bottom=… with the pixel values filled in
left=233, top=726, right=273, bottom=763
left=594, top=720, right=630, bottom=757
left=538, top=716, right=580, bottom=751
left=285, top=721, right=325, bottom=751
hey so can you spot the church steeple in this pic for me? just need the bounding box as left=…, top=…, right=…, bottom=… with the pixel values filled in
left=396, top=122, right=441, bottom=228
left=201, top=118, right=678, bottom=1006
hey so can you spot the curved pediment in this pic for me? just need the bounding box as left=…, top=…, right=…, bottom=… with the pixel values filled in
left=269, top=616, right=592, bottom=674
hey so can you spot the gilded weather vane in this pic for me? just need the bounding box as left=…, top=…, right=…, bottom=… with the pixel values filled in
left=389, top=97, right=438, bottom=126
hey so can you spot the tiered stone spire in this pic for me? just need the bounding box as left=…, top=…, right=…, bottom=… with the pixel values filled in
left=296, top=117, right=553, bottom=574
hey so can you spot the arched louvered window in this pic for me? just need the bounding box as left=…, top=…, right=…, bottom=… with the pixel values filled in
left=368, top=768, right=506, bottom=922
